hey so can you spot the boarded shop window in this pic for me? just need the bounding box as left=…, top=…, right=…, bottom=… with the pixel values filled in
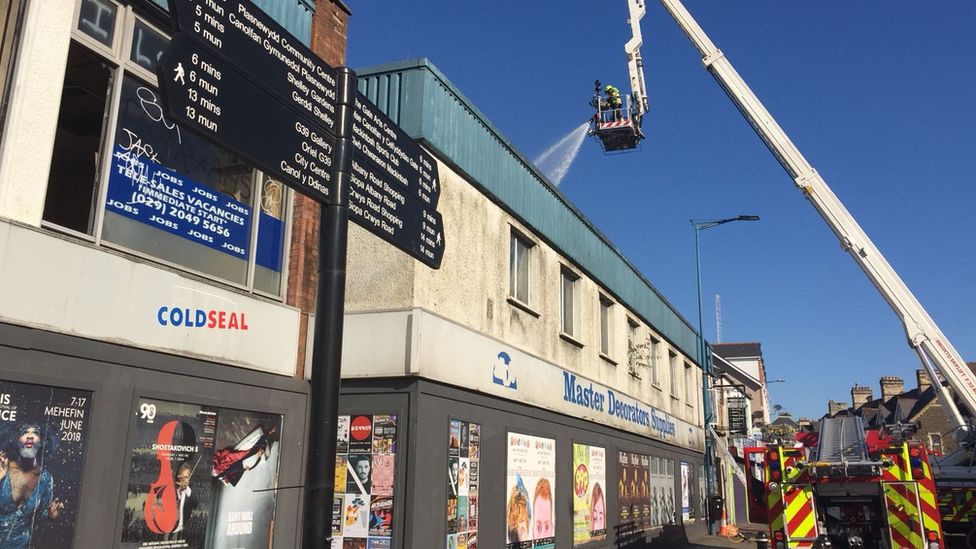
left=42, top=0, right=291, bottom=296
left=509, top=230, right=533, bottom=305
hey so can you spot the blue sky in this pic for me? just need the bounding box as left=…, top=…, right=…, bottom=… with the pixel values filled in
left=345, top=1, right=976, bottom=419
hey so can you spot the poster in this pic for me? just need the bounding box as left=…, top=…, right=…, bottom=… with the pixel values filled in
left=505, top=432, right=555, bottom=549
left=0, top=379, right=94, bottom=548
left=617, top=451, right=650, bottom=533
left=447, top=420, right=480, bottom=549
left=332, top=415, right=397, bottom=548
left=681, top=461, right=690, bottom=521
left=572, top=443, right=606, bottom=546
left=120, top=398, right=282, bottom=549
left=650, top=456, right=672, bottom=528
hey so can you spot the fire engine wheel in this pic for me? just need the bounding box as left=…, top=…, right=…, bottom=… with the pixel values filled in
left=966, top=526, right=976, bottom=549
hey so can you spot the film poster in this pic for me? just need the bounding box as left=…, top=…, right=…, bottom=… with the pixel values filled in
left=446, top=419, right=480, bottom=549
left=505, top=432, right=555, bottom=549
left=616, top=451, right=650, bottom=532
left=650, top=457, right=671, bottom=527
left=331, top=414, right=397, bottom=548
left=0, top=379, right=94, bottom=549
left=120, top=398, right=283, bottom=549
left=571, top=443, right=606, bottom=546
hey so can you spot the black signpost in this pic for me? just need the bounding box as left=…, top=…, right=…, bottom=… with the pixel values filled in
left=158, top=34, right=335, bottom=203
left=160, top=1, right=445, bottom=546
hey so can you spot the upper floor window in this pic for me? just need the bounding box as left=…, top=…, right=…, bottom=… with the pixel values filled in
left=929, top=433, right=943, bottom=455
left=599, top=296, right=613, bottom=357
left=685, top=362, right=694, bottom=403
left=649, top=336, right=661, bottom=386
left=560, top=267, right=580, bottom=339
left=509, top=230, right=533, bottom=305
left=41, top=1, right=290, bottom=297
left=669, top=351, right=678, bottom=396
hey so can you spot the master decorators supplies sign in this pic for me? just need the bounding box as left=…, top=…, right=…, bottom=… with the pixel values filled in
left=0, top=380, right=93, bottom=549
left=505, top=433, right=555, bottom=549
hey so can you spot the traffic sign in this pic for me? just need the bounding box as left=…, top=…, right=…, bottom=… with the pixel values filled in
left=169, top=0, right=338, bottom=135
left=349, top=155, right=444, bottom=268
left=351, top=93, right=440, bottom=207
left=157, top=34, right=335, bottom=203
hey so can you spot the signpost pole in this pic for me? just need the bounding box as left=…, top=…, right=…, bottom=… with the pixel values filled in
left=303, top=67, right=357, bottom=548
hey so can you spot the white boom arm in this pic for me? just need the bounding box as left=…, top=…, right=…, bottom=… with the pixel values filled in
left=626, top=0, right=650, bottom=119
left=659, top=0, right=975, bottom=430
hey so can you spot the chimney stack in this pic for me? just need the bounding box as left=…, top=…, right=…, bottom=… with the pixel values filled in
left=828, top=400, right=848, bottom=416
left=916, top=369, right=931, bottom=392
left=851, top=385, right=873, bottom=408
left=880, top=376, right=905, bottom=401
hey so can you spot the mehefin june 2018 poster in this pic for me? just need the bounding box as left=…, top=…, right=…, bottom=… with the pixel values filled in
left=0, top=379, right=93, bottom=549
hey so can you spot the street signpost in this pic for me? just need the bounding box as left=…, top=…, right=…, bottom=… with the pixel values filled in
left=158, top=34, right=335, bottom=203
left=169, top=0, right=338, bottom=135
left=159, top=1, right=447, bottom=545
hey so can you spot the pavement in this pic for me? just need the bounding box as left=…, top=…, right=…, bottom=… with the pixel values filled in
left=682, top=522, right=767, bottom=548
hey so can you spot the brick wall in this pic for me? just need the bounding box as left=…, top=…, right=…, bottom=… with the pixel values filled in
left=288, top=0, right=350, bottom=376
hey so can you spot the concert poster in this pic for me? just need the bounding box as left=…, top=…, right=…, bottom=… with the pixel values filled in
left=572, top=443, right=606, bottom=545
left=617, top=451, right=650, bottom=533
left=505, top=432, right=555, bottom=549
left=0, top=379, right=94, bottom=549
left=120, top=398, right=283, bottom=549
left=331, top=414, right=397, bottom=548
left=446, top=419, right=480, bottom=549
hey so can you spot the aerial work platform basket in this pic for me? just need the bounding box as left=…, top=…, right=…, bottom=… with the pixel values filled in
left=588, top=86, right=645, bottom=153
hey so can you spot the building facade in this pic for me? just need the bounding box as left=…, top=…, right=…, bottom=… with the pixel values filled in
left=327, top=59, right=707, bottom=548
left=0, top=0, right=348, bottom=547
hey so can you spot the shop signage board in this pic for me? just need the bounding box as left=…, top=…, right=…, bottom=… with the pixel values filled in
left=157, top=34, right=335, bottom=203
left=169, top=0, right=339, bottom=136
left=727, top=396, right=747, bottom=434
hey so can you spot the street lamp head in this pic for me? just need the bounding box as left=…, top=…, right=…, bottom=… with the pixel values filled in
left=736, top=215, right=760, bottom=221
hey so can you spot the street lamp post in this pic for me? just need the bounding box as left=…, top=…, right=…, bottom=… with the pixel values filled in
left=692, top=215, right=759, bottom=535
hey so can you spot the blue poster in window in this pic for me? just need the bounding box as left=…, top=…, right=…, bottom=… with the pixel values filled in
left=106, top=145, right=252, bottom=259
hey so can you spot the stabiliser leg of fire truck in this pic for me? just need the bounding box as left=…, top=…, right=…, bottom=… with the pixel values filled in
left=657, top=0, right=975, bottom=433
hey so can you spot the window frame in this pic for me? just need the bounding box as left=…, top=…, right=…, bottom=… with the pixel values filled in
left=928, top=433, right=943, bottom=454
left=43, top=0, right=292, bottom=299
left=669, top=350, right=679, bottom=398
left=508, top=228, right=534, bottom=308
left=559, top=266, right=581, bottom=341
left=649, top=336, right=661, bottom=388
left=599, top=294, right=614, bottom=359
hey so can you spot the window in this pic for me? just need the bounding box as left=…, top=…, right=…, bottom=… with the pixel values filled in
left=626, top=318, right=643, bottom=377
left=0, top=0, right=27, bottom=120
left=509, top=231, right=533, bottom=305
left=599, top=296, right=613, bottom=356
left=929, top=433, right=943, bottom=455
left=650, top=336, right=661, bottom=386
left=560, top=268, right=580, bottom=338
left=685, top=362, right=694, bottom=403
left=41, top=1, right=290, bottom=297
left=669, top=351, right=678, bottom=396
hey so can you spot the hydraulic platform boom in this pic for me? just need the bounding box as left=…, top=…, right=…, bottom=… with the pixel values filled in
left=658, top=0, right=975, bottom=429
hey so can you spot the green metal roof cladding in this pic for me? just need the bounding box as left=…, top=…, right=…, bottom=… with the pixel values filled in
left=149, top=0, right=314, bottom=44
left=355, top=58, right=704, bottom=366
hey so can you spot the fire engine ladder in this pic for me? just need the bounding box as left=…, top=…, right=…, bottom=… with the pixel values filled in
left=817, top=417, right=869, bottom=463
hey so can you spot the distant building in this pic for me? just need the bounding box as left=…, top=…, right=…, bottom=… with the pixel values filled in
left=713, top=342, right=771, bottom=430
left=826, top=369, right=961, bottom=455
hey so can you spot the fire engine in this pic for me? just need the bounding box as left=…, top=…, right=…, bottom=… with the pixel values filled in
left=595, top=1, right=976, bottom=547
